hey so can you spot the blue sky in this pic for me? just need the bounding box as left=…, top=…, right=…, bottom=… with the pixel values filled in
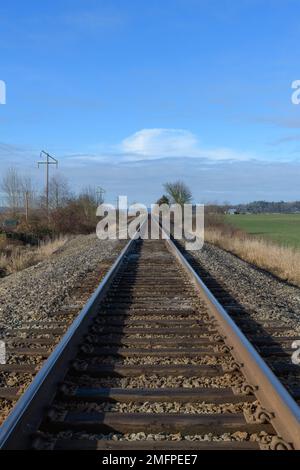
left=1, top=0, right=300, bottom=204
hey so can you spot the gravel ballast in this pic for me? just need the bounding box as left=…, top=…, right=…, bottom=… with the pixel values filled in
left=0, top=235, right=124, bottom=334
left=68, top=372, right=245, bottom=389
left=191, top=242, right=300, bottom=330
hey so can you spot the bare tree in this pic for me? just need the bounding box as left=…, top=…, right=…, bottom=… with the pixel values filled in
left=79, top=185, right=97, bottom=205
left=1, top=167, right=22, bottom=215
left=163, top=180, right=192, bottom=206
left=78, top=186, right=100, bottom=221
left=49, top=174, right=71, bottom=209
left=80, top=186, right=105, bottom=205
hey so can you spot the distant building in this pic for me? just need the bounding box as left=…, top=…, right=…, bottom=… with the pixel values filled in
left=227, top=208, right=239, bottom=215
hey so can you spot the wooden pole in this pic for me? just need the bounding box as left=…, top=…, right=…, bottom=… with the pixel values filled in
left=25, top=191, right=29, bottom=222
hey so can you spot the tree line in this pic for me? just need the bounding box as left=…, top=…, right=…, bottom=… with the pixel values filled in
left=0, top=167, right=104, bottom=237
left=1, top=175, right=196, bottom=238
left=232, top=200, right=300, bottom=214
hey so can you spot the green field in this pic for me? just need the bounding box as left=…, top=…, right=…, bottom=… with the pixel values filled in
left=226, top=213, right=300, bottom=249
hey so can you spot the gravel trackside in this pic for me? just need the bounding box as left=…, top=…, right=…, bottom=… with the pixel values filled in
left=0, top=235, right=125, bottom=335
left=191, top=242, right=300, bottom=330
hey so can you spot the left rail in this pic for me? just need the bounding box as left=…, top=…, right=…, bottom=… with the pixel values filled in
left=0, top=233, right=138, bottom=450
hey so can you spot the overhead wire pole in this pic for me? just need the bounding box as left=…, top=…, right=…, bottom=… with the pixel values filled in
left=96, top=186, right=105, bottom=206
left=37, top=151, right=58, bottom=217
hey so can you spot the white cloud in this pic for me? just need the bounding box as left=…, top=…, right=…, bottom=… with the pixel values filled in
left=121, top=128, right=198, bottom=158
left=63, top=128, right=255, bottom=164
left=120, top=128, right=252, bottom=162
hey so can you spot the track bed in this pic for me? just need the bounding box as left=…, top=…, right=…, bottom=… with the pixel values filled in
left=0, top=235, right=299, bottom=450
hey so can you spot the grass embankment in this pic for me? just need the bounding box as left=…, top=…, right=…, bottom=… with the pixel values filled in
left=0, top=235, right=68, bottom=277
left=205, top=214, right=300, bottom=286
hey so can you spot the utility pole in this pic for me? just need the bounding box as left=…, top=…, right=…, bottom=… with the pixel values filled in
left=23, top=189, right=37, bottom=223
left=96, top=186, right=105, bottom=206
left=24, top=191, right=29, bottom=222
left=38, top=151, right=58, bottom=217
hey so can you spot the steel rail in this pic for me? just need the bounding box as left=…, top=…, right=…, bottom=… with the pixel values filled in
left=152, top=217, right=300, bottom=449
left=0, top=223, right=146, bottom=450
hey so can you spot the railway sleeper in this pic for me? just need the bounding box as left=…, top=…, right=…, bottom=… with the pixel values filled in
left=78, top=346, right=228, bottom=358
left=43, top=410, right=275, bottom=436
left=70, top=362, right=224, bottom=377
left=33, top=437, right=262, bottom=451
left=58, top=385, right=256, bottom=404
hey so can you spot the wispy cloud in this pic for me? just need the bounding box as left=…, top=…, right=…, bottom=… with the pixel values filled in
left=62, top=128, right=254, bottom=165
left=63, top=155, right=300, bottom=205
left=0, top=142, right=35, bottom=164
left=254, top=116, right=300, bottom=129
left=1, top=134, right=300, bottom=204
left=119, top=128, right=253, bottom=162
left=121, top=128, right=199, bottom=158
left=269, top=134, right=300, bottom=146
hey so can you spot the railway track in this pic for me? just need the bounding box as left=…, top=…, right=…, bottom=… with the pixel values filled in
left=0, top=221, right=299, bottom=450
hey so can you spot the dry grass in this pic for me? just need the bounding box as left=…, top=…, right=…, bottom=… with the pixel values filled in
left=205, top=227, right=300, bottom=286
left=0, top=234, right=7, bottom=251
left=0, top=253, right=7, bottom=272
left=0, top=236, right=68, bottom=276
left=36, top=235, right=68, bottom=258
